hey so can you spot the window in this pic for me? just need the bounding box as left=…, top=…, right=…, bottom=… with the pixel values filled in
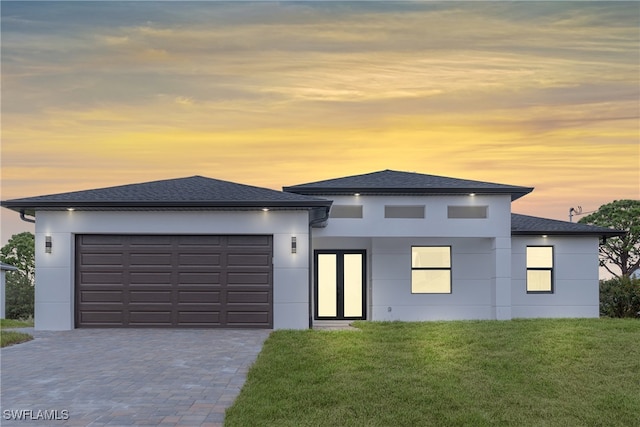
left=411, top=246, right=451, bottom=293
left=526, top=246, right=553, bottom=293
left=447, top=206, right=488, bottom=218
left=385, top=205, right=425, bottom=218
left=330, top=205, right=363, bottom=218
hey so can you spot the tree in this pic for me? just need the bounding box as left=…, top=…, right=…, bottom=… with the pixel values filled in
left=578, top=200, right=640, bottom=278
left=1, top=232, right=35, bottom=319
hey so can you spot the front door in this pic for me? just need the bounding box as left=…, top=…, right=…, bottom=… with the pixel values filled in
left=315, top=250, right=366, bottom=320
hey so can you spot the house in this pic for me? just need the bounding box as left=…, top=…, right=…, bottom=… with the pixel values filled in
left=1, top=262, right=19, bottom=319
left=0, top=170, right=623, bottom=330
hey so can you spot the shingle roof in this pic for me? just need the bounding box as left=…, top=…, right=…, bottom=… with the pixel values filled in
left=1, top=176, right=332, bottom=212
left=511, top=214, right=625, bottom=237
left=284, top=169, right=534, bottom=200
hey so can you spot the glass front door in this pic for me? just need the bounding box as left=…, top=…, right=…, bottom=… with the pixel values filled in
left=315, top=250, right=366, bottom=320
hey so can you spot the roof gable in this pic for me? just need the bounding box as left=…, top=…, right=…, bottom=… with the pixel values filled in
left=284, top=169, right=533, bottom=200
left=1, top=176, right=331, bottom=211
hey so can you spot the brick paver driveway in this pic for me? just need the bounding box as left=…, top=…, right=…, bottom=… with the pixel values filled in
left=1, top=329, right=270, bottom=426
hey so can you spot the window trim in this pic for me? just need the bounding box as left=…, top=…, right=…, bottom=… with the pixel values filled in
left=526, top=245, right=554, bottom=294
left=411, top=245, right=452, bottom=294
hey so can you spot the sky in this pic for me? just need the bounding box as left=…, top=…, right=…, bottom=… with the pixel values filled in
left=1, top=1, right=639, bottom=245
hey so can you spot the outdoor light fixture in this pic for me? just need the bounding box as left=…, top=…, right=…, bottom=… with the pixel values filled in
left=262, top=208, right=269, bottom=212
left=45, top=235, right=52, bottom=253
left=354, top=193, right=360, bottom=196
left=67, top=208, right=75, bottom=212
left=469, top=193, right=476, bottom=197
left=291, top=236, right=297, bottom=254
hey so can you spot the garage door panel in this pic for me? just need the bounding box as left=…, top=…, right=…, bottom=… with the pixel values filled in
left=78, top=311, right=124, bottom=324
left=179, top=291, right=220, bottom=303
left=227, top=272, right=270, bottom=285
left=227, top=235, right=271, bottom=247
left=178, top=235, right=222, bottom=246
left=76, top=234, right=272, bottom=328
left=81, top=253, right=124, bottom=266
left=178, top=311, right=221, bottom=325
left=178, top=253, right=221, bottom=266
left=226, top=311, right=270, bottom=325
left=129, top=290, right=172, bottom=303
left=227, top=253, right=271, bottom=267
left=79, top=235, right=125, bottom=247
left=129, top=236, right=173, bottom=246
left=227, top=291, right=269, bottom=304
left=80, top=272, right=124, bottom=284
left=178, top=272, right=220, bottom=284
left=129, top=272, right=172, bottom=285
left=80, top=290, right=123, bottom=303
left=130, top=253, right=172, bottom=266
left=129, top=311, right=172, bottom=325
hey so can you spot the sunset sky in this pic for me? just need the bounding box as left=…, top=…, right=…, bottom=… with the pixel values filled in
left=1, top=1, right=639, bottom=244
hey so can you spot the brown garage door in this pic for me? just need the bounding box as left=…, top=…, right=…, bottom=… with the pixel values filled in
left=75, top=235, right=272, bottom=328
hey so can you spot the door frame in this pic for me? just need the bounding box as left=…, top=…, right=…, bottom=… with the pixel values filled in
left=314, top=250, right=366, bottom=320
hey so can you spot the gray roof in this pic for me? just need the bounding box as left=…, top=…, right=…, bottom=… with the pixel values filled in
left=1, top=262, right=19, bottom=271
left=284, top=169, right=534, bottom=200
left=1, top=176, right=332, bottom=212
left=511, top=214, right=625, bottom=237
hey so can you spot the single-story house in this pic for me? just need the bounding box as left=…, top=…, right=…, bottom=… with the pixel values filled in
left=1, top=170, right=623, bottom=330
left=1, top=262, right=19, bottom=319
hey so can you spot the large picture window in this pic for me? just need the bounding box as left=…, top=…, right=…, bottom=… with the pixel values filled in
left=411, top=246, right=451, bottom=293
left=526, top=246, right=553, bottom=293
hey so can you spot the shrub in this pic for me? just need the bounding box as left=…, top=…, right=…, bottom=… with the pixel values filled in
left=5, top=274, right=34, bottom=320
left=600, top=276, right=640, bottom=318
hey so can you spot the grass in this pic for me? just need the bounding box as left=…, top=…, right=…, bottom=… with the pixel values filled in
left=0, top=318, right=33, bottom=347
left=225, top=319, right=640, bottom=427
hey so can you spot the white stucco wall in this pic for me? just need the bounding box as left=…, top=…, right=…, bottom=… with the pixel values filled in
left=34, top=209, right=311, bottom=330
left=312, top=194, right=513, bottom=321
left=511, top=236, right=600, bottom=318
left=314, top=194, right=512, bottom=238
left=369, top=237, right=497, bottom=321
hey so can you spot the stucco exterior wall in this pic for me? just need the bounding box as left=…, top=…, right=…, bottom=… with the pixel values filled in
left=314, top=194, right=512, bottom=238
left=511, top=236, right=600, bottom=318
left=34, top=210, right=311, bottom=330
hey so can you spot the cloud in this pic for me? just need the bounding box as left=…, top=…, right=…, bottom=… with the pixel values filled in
left=1, top=0, right=638, bottom=235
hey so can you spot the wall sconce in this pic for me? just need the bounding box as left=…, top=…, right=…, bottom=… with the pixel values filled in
left=291, top=236, right=297, bottom=254
left=45, top=235, right=52, bottom=253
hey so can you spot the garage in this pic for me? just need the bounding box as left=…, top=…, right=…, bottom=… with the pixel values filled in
left=75, top=234, right=273, bottom=328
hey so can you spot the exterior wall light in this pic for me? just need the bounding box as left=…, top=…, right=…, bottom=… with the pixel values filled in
left=67, top=208, right=75, bottom=212
left=354, top=193, right=360, bottom=196
left=542, top=235, right=548, bottom=238
left=262, top=208, right=269, bottom=212
left=469, top=193, right=476, bottom=197
left=291, top=236, right=297, bottom=254
left=45, top=235, right=52, bottom=253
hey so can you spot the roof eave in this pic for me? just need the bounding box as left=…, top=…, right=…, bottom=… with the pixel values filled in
left=1, top=200, right=333, bottom=211
left=511, top=230, right=626, bottom=238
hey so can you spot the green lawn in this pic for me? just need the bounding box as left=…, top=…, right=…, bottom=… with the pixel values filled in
left=0, top=318, right=33, bottom=347
left=225, top=319, right=640, bottom=427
